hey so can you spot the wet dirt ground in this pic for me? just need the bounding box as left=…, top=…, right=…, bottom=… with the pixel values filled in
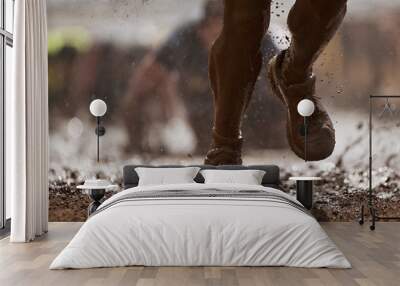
left=49, top=164, right=400, bottom=222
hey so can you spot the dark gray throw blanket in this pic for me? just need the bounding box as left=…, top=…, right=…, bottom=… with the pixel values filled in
left=91, top=189, right=309, bottom=217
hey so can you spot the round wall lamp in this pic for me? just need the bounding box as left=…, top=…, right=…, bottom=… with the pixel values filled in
left=297, top=99, right=315, bottom=117
left=297, top=99, right=315, bottom=162
left=90, top=99, right=107, bottom=117
left=89, top=99, right=107, bottom=162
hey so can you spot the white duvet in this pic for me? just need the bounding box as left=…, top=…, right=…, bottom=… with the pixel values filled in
left=50, top=183, right=351, bottom=269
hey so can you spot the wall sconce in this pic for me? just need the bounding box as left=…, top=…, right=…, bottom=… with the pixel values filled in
left=89, top=99, right=107, bottom=162
left=297, top=99, right=315, bottom=162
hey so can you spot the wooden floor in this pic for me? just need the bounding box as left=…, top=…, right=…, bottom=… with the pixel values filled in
left=0, top=222, right=399, bottom=286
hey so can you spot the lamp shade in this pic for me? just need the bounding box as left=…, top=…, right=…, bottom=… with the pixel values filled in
left=89, top=99, right=107, bottom=117
left=297, top=99, right=315, bottom=117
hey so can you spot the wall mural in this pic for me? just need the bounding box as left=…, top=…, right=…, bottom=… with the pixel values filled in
left=48, top=0, right=400, bottom=222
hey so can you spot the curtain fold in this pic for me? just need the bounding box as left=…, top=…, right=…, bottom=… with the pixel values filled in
left=8, top=0, right=49, bottom=242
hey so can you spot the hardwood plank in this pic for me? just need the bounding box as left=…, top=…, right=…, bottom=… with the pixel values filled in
left=0, top=222, right=399, bottom=286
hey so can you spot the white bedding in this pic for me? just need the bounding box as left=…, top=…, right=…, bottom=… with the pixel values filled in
left=50, top=183, right=351, bottom=269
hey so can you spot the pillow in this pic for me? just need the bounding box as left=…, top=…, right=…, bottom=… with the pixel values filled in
left=200, top=169, right=266, bottom=185
left=135, top=167, right=201, bottom=186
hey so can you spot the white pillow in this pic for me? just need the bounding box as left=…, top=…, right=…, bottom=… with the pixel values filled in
left=135, top=167, right=200, bottom=186
left=200, top=169, right=266, bottom=185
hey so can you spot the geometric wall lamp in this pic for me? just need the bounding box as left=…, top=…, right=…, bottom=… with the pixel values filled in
left=359, top=95, right=400, bottom=231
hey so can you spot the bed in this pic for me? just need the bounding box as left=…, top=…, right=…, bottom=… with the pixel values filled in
left=50, top=165, right=350, bottom=269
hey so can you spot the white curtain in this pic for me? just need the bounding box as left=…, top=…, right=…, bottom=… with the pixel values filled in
left=7, top=0, right=49, bottom=242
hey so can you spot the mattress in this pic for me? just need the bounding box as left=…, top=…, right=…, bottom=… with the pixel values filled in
left=50, top=183, right=351, bottom=269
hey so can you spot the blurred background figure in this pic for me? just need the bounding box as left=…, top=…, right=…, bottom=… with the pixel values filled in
left=121, top=0, right=285, bottom=156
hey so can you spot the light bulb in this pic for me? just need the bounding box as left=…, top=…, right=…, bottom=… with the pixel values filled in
left=89, top=99, right=107, bottom=117
left=297, top=99, right=315, bottom=117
